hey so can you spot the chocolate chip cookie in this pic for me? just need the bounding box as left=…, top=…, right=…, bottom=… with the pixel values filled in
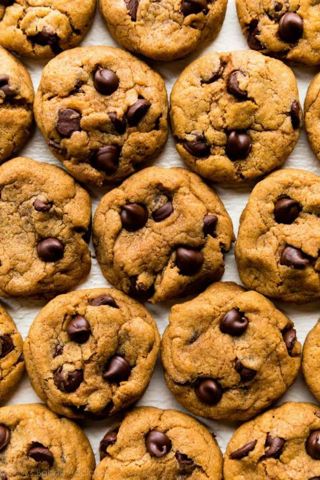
left=236, top=0, right=320, bottom=66
left=34, top=46, right=168, bottom=187
left=0, top=403, right=95, bottom=478
left=303, top=320, right=320, bottom=404
left=0, top=0, right=96, bottom=59
left=0, top=46, right=33, bottom=163
left=236, top=168, right=320, bottom=303
left=305, top=73, right=320, bottom=164
left=24, top=288, right=160, bottom=419
left=99, top=0, right=227, bottom=61
left=93, top=166, right=233, bottom=303
left=224, top=402, right=320, bottom=480
left=170, top=50, right=301, bottom=185
left=94, top=406, right=223, bottom=480
left=0, top=157, right=91, bottom=297
left=0, top=304, right=24, bottom=403
left=161, top=281, right=301, bottom=422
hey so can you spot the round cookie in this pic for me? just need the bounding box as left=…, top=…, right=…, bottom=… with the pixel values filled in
left=0, top=0, right=96, bottom=59
left=161, top=282, right=301, bottom=422
left=0, top=403, right=95, bottom=479
left=236, top=168, right=320, bottom=303
left=236, top=0, right=320, bottom=66
left=24, top=288, right=160, bottom=419
left=0, top=46, right=33, bottom=163
left=99, top=0, right=227, bottom=61
left=0, top=157, right=91, bottom=297
left=170, top=50, right=301, bottom=185
left=224, top=402, right=320, bottom=480
left=305, top=73, right=320, bottom=163
left=34, top=46, right=168, bottom=187
left=0, top=304, right=24, bottom=403
left=93, top=166, right=234, bottom=304
left=303, top=320, right=320, bottom=403
left=94, top=406, right=223, bottom=480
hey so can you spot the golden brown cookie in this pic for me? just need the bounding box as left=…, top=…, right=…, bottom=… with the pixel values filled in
left=303, top=320, right=320, bottom=404
left=305, top=73, right=320, bottom=164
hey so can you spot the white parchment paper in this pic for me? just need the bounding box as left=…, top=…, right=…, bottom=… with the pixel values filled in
left=6, top=0, right=320, bottom=463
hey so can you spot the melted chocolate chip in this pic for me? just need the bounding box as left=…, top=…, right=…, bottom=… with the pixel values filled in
left=37, top=238, right=64, bottom=262
left=282, top=327, right=297, bottom=355
left=92, top=145, right=121, bottom=174
left=124, top=0, right=139, bottom=21
left=129, top=277, right=155, bottom=301
left=227, top=71, right=248, bottom=100
left=306, top=431, right=320, bottom=459
left=121, top=203, right=148, bottom=231
left=145, top=431, right=172, bottom=457
left=176, top=247, right=204, bottom=276
left=274, top=197, right=301, bottom=224
left=265, top=434, right=285, bottom=458
left=103, top=355, right=131, bottom=383
left=226, top=131, right=252, bottom=160
left=56, top=109, right=81, bottom=137
left=67, top=315, right=91, bottom=344
left=175, top=452, right=196, bottom=474
left=247, top=20, right=263, bottom=50
left=94, top=68, right=119, bottom=95
left=279, top=12, right=303, bottom=43
left=53, top=367, right=83, bottom=393
left=53, top=343, right=64, bottom=357
left=201, top=63, right=225, bottom=84
left=0, top=472, right=7, bottom=480
left=33, top=199, right=52, bottom=212
left=181, top=0, right=207, bottom=16
left=29, top=28, right=61, bottom=54
left=280, top=246, right=310, bottom=269
left=100, top=430, right=118, bottom=459
left=235, top=359, right=256, bottom=381
left=203, top=214, right=218, bottom=237
left=127, top=99, right=151, bottom=126
left=230, top=440, right=257, bottom=460
left=28, top=442, right=54, bottom=466
left=0, top=0, right=14, bottom=5
left=152, top=202, right=173, bottom=222
left=0, top=334, right=13, bottom=359
left=183, top=136, right=210, bottom=157
left=0, top=75, right=15, bottom=98
left=220, top=309, right=249, bottom=336
left=89, top=295, right=119, bottom=308
left=0, top=425, right=10, bottom=452
left=290, top=100, right=301, bottom=129
left=109, top=112, right=126, bottom=134
left=195, top=378, right=223, bottom=405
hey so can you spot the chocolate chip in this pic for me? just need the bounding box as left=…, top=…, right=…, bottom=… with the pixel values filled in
left=226, top=131, right=252, bottom=160
left=282, top=327, right=297, bottom=355
left=0, top=0, right=14, bottom=5
left=220, top=309, right=249, bottom=336
left=0, top=472, right=7, bottom=480
left=120, top=203, right=148, bottom=231
left=129, top=277, right=155, bottom=301
left=279, top=12, right=303, bottom=43
left=176, top=247, right=204, bottom=276
left=33, top=199, right=52, bottom=212
left=247, top=20, right=263, bottom=50
left=280, top=246, right=310, bottom=269
left=28, top=442, right=54, bottom=466
left=306, top=431, right=320, bottom=459
left=175, top=452, right=196, bottom=474
left=109, top=112, right=126, bottom=134
left=92, top=145, right=121, bottom=174
left=152, top=202, right=173, bottom=222
left=127, top=99, right=150, bottom=126
left=183, top=136, right=210, bottom=157
left=181, top=0, right=207, bottom=16
left=0, top=75, right=15, bottom=98
left=145, top=431, right=172, bottom=457
left=124, top=0, right=139, bottom=21
left=264, top=434, right=285, bottom=458
left=290, top=100, right=301, bottom=129
left=29, top=28, right=61, bottom=54
left=53, top=367, right=83, bottom=393
left=103, top=355, right=131, bottom=383
left=274, top=197, right=301, bottom=224
left=67, top=315, right=91, bottom=344
left=0, top=425, right=10, bottom=452
left=89, top=295, right=119, bottom=308
left=37, top=238, right=64, bottom=262
left=195, top=378, right=223, bottom=405
left=100, top=430, right=118, bottom=460
left=53, top=343, right=64, bottom=357
left=0, top=335, right=13, bottom=358
left=56, top=109, right=81, bottom=137
left=203, top=214, right=218, bottom=237
left=230, top=440, right=257, bottom=460
left=310, top=477, right=320, bottom=480
left=94, top=68, right=119, bottom=95
left=227, top=71, right=248, bottom=100
left=235, top=359, right=256, bottom=381
left=201, top=63, right=225, bottom=84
